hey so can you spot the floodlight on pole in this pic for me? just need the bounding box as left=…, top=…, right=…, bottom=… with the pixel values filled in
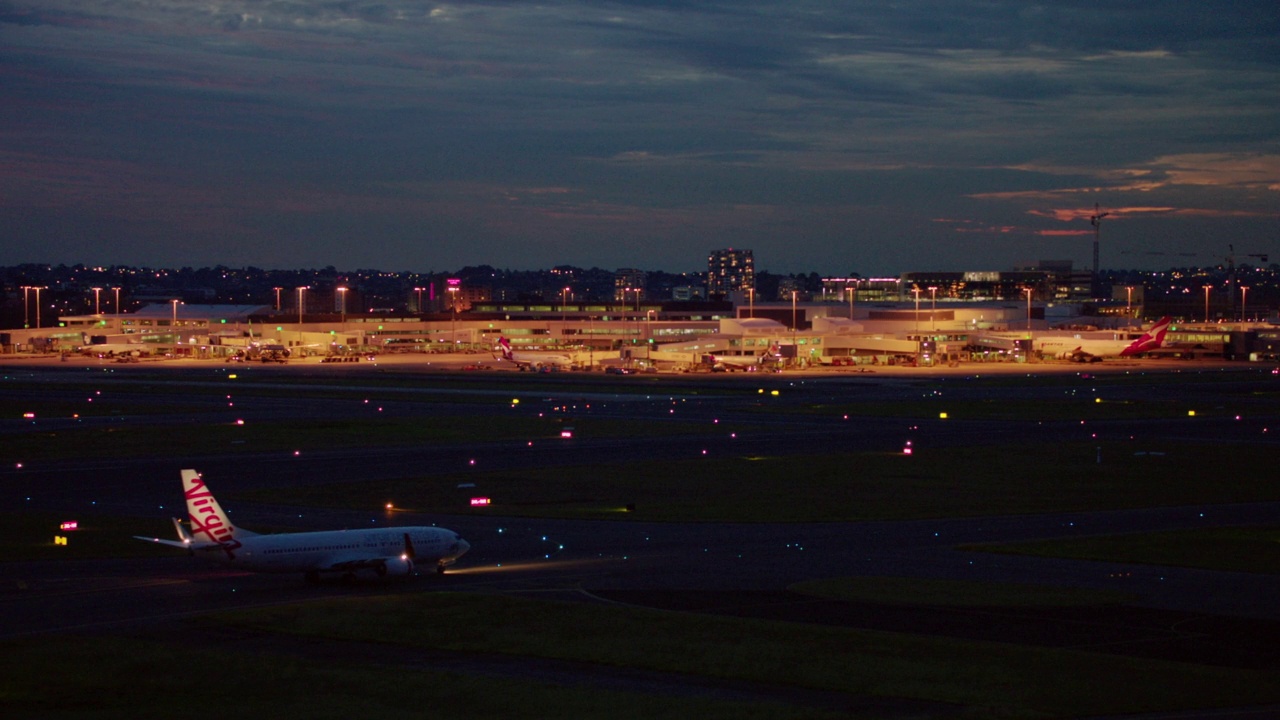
left=791, top=290, right=797, bottom=366
left=912, top=287, right=920, bottom=335
left=91, top=287, right=102, bottom=315
left=33, top=286, right=44, bottom=329
left=1203, top=285, right=1213, bottom=323
left=448, top=285, right=459, bottom=352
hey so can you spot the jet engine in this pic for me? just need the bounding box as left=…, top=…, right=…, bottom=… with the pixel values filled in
left=376, top=556, right=414, bottom=577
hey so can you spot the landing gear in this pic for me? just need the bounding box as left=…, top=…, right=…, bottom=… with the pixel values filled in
left=436, top=563, right=447, bottom=575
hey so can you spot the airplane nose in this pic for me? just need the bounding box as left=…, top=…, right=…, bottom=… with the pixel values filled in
left=453, top=538, right=470, bottom=558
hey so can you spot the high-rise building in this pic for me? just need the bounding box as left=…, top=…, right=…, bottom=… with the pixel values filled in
left=707, top=248, right=754, bottom=298
left=614, top=268, right=647, bottom=305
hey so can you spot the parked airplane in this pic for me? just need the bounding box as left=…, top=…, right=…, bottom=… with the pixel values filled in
left=973, top=316, right=1172, bottom=362
left=493, top=336, right=574, bottom=370
left=1038, top=316, right=1172, bottom=362
left=710, top=342, right=782, bottom=371
left=76, top=342, right=145, bottom=358
left=135, top=469, right=470, bottom=581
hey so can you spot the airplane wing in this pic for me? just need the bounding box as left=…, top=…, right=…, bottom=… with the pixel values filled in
left=317, top=532, right=417, bottom=574
left=322, top=555, right=406, bottom=572
left=1067, top=347, right=1103, bottom=363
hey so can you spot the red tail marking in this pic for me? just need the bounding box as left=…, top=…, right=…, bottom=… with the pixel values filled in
left=182, top=473, right=234, bottom=547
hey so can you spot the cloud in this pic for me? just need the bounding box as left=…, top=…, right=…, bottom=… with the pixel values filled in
left=1, top=1, right=1278, bottom=272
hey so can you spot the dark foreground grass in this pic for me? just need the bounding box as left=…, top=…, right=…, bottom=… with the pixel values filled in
left=970, top=526, right=1280, bottom=575
left=0, top=633, right=816, bottom=720
left=4, top=592, right=1272, bottom=719
left=790, top=576, right=1137, bottom=606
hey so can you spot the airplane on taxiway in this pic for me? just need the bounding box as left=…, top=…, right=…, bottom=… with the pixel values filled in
left=135, top=469, right=469, bottom=581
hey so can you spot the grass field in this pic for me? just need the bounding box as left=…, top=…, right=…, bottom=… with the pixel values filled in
left=4, top=591, right=1277, bottom=719
left=238, top=437, right=1280, bottom=522
left=5, top=366, right=1278, bottom=719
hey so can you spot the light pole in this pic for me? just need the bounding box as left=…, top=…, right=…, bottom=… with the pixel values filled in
left=20, top=286, right=30, bottom=328
left=791, top=290, right=797, bottom=367
left=170, top=298, right=180, bottom=327
left=1024, top=287, right=1033, bottom=331
left=1240, top=286, right=1249, bottom=322
left=273, top=287, right=282, bottom=311
left=33, top=286, right=43, bottom=329
left=846, top=285, right=854, bottom=320
left=448, top=286, right=458, bottom=352
left=1125, top=286, right=1134, bottom=327
left=297, top=287, right=307, bottom=325
left=91, top=287, right=102, bottom=315
left=747, top=287, right=754, bottom=319
left=336, top=287, right=347, bottom=325
left=561, top=287, right=570, bottom=323
left=414, top=287, right=425, bottom=314
left=112, top=287, right=121, bottom=315
left=912, top=287, right=920, bottom=335
left=927, top=286, right=937, bottom=332
left=1203, top=285, right=1212, bottom=323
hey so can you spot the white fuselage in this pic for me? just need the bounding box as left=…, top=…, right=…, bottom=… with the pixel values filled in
left=502, top=351, right=573, bottom=369
left=972, top=329, right=1142, bottom=358
left=1032, top=333, right=1136, bottom=358
left=192, top=527, right=469, bottom=574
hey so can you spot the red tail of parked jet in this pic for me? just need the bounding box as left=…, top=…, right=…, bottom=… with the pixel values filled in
left=1118, top=316, right=1172, bottom=356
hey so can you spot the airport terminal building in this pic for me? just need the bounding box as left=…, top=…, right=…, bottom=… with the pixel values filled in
left=4, top=298, right=1273, bottom=368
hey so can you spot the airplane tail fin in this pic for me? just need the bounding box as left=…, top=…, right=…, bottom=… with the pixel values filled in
left=496, top=336, right=514, bottom=361
left=181, top=469, right=255, bottom=544
left=1120, top=316, right=1172, bottom=356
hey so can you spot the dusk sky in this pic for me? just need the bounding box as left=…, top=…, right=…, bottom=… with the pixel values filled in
left=2, top=1, right=1277, bottom=275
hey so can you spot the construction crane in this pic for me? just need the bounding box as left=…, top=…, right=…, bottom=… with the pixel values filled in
left=1090, top=204, right=1109, bottom=297
left=1227, top=245, right=1269, bottom=316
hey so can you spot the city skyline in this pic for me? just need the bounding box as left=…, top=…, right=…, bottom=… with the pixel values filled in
left=2, top=2, right=1277, bottom=274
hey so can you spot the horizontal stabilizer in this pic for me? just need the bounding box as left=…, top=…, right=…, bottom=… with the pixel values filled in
left=133, top=516, right=224, bottom=550
left=133, top=535, right=191, bottom=549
